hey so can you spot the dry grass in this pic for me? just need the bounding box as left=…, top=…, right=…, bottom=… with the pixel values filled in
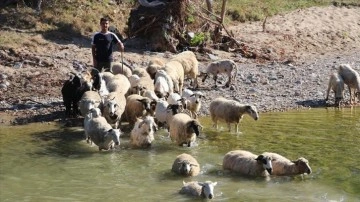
left=0, top=0, right=359, bottom=49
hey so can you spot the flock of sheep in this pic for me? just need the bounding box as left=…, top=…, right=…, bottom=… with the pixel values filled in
left=60, top=50, right=358, bottom=199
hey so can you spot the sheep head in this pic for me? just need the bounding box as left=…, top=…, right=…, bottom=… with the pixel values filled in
left=186, top=120, right=202, bottom=137
left=178, top=160, right=197, bottom=175
left=106, top=129, right=121, bottom=146
left=245, top=105, right=259, bottom=121
left=255, top=155, right=272, bottom=174
left=293, top=157, right=312, bottom=174
left=199, top=181, right=217, bottom=199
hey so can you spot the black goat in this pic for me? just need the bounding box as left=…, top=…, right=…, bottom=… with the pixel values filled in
left=61, top=72, right=91, bottom=117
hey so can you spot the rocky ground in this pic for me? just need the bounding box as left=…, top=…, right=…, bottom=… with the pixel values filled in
left=0, top=5, right=359, bottom=126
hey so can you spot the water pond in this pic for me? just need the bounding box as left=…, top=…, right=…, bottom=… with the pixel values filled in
left=0, top=107, right=359, bottom=201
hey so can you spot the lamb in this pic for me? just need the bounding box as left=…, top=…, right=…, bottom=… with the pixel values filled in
left=337, top=64, right=360, bottom=104
left=222, top=150, right=273, bottom=177
left=78, top=91, right=102, bottom=116
left=110, top=62, right=133, bottom=78
left=325, top=72, right=344, bottom=107
left=84, top=107, right=102, bottom=143
left=209, top=97, right=259, bottom=133
left=169, top=113, right=202, bottom=147
left=201, top=59, right=238, bottom=88
left=179, top=181, right=217, bottom=199
left=84, top=109, right=122, bottom=151
left=154, top=69, right=174, bottom=98
left=154, top=99, right=183, bottom=128
left=261, top=152, right=312, bottom=176
left=167, top=92, right=185, bottom=106
left=102, top=92, right=126, bottom=129
left=130, top=115, right=158, bottom=148
left=61, top=71, right=92, bottom=117
left=123, top=94, right=157, bottom=125
left=146, top=57, right=166, bottom=79
left=171, top=153, right=200, bottom=176
left=170, top=51, right=199, bottom=89
left=182, top=88, right=204, bottom=118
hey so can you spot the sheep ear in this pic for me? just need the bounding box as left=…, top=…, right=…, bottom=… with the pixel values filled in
left=190, top=94, right=195, bottom=97
left=255, top=155, right=264, bottom=161
left=190, top=164, right=198, bottom=167
left=212, top=182, right=218, bottom=186
left=138, top=121, right=145, bottom=128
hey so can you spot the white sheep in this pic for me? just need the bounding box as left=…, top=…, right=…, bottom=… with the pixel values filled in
left=84, top=110, right=122, bottom=151
left=130, top=67, right=155, bottom=95
left=78, top=91, right=102, bottom=116
left=201, top=59, right=238, bottom=88
left=167, top=92, right=183, bottom=105
left=84, top=107, right=102, bottom=144
left=325, top=72, right=344, bottom=107
left=222, top=150, right=273, bottom=177
left=154, top=99, right=183, bottom=128
left=337, top=64, right=360, bottom=104
left=163, top=60, right=185, bottom=94
left=142, top=89, right=159, bottom=101
left=182, top=88, right=204, bottom=118
left=169, top=113, right=202, bottom=147
left=170, top=51, right=199, bottom=89
left=171, top=153, right=200, bottom=176
left=261, top=152, right=312, bottom=176
left=209, top=97, right=259, bottom=133
left=106, top=74, right=131, bottom=96
left=123, top=94, right=157, bottom=125
left=103, top=92, right=126, bottom=129
left=130, top=115, right=158, bottom=148
left=179, top=181, right=217, bottom=199
left=154, top=69, right=174, bottom=98
left=111, top=62, right=133, bottom=78
left=146, top=57, right=166, bottom=79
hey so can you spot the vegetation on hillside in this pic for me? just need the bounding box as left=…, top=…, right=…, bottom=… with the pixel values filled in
left=0, top=0, right=359, bottom=51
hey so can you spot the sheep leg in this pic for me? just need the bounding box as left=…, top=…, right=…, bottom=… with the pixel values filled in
left=348, top=86, right=353, bottom=104
left=325, top=84, right=331, bottom=101
left=225, top=74, right=231, bottom=87
left=235, top=123, right=239, bottom=133
left=227, top=123, right=231, bottom=132
left=213, top=75, right=218, bottom=88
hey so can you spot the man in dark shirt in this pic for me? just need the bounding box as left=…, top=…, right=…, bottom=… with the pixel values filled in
left=91, top=17, right=124, bottom=72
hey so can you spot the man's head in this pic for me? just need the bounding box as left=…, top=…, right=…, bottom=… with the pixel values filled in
left=100, top=17, right=109, bottom=32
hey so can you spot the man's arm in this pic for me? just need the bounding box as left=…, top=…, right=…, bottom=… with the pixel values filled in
left=92, top=44, right=97, bottom=67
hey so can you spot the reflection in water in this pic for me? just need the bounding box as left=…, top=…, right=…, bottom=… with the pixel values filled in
left=0, top=107, right=359, bottom=201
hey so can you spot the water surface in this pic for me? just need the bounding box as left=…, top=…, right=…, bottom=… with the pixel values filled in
left=0, top=107, right=359, bottom=201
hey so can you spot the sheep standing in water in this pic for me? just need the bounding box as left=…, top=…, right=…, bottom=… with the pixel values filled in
left=325, top=72, right=344, bottom=107
left=209, top=97, right=259, bottom=133
left=261, top=152, right=312, bottom=176
left=130, top=115, right=158, bottom=148
left=179, top=181, right=217, bottom=199
left=169, top=113, right=202, bottom=147
left=171, top=153, right=200, bottom=176
left=223, top=150, right=272, bottom=177
left=84, top=109, right=121, bottom=151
